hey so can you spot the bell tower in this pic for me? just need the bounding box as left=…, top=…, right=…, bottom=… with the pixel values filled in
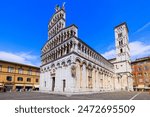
left=114, top=22, right=131, bottom=73
left=114, top=22, right=133, bottom=91
left=115, top=23, right=130, bottom=62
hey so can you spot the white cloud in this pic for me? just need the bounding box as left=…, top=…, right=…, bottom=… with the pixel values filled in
left=102, top=41, right=150, bottom=60
left=135, top=22, right=150, bottom=33
left=0, top=51, right=40, bottom=66
left=130, top=41, right=150, bottom=59
left=102, top=49, right=116, bottom=59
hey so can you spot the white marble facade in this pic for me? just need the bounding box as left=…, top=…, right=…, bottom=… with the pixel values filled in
left=40, top=4, right=133, bottom=93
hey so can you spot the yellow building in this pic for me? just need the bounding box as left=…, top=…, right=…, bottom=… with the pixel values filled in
left=0, top=60, right=40, bottom=92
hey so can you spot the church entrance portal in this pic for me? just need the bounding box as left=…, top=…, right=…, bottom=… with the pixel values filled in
left=52, top=77, right=55, bottom=91
left=63, top=80, right=66, bottom=92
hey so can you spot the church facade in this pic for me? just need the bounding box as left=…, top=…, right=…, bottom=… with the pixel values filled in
left=40, top=4, right=133, bottom=93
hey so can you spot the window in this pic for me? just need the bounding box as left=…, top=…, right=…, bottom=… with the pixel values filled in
left=137, top=62, right=142, bottom=65
left=144, top=66, right=149, bottom=70
left=36, top=71, right=40, bottom=76
left=120, top=48, right=123, bottom=53
left=36, top=79, right=39, bottom=83
left=6, top=76, right=12, bottom=81
left=0, top=65, right=2, bottom=71
left=121, top=40, right=123, bottom=45
left=139, top=79, right=143, bottom=82
left=18, top=68, right=23, bottom=74
left=138, top=73, right=142, bottom=77
left=28, top=70, right=32, bottom=75
left=144, top=73, right=148, bottom=76
left=119, top=40, right=123, bottom=46
left=119, top=41, right=121, bottom=46
left=118, top=33, right=123, bottom=38
left=8, top=66, right=14, bottom=73
left=138, top=67, right=142, bottom=71
left=116, top=65, right=118, bottom=69
left=17, top=77, right=23, bottom=81
left=132, top=74, right=136, bottom=78
left=145, top=78, right=149, bottom=83
left=45, top=81, right=46, bottom=87
left=27, top=78, right=31, bottom=82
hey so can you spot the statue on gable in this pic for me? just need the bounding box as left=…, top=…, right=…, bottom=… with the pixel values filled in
left=62, top=2, right=66, bottom=10
left=55, top=4, right=60, bottom=11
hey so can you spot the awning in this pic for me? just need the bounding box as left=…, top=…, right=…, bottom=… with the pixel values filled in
left=34, top=85, right=39, bottom=88
left=138, top=85, right=144, bottom=88
left=144, top=87, right=150, bottom=89
left=25, top=84, right=33, bottom=87
left=134, top=86, right=150, bottom=89
left=5, top=85, right=13, bottom=87
left=0, top=83, right=4, bottom=86
left=15, top=84, right=24, bottom=86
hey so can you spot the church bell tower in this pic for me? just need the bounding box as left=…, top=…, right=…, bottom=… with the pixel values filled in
left=114, top=22, right=131, bottom=73
left=114, top=22, right=133, bottom=91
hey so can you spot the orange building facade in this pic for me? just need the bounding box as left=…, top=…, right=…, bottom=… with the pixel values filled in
left=0, top=60, right=40, bottom=92
left=132, top=57, right=150, bottom=91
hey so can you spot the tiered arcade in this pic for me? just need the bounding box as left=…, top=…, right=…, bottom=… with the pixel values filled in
left=40, top=4, right=133, bottom=93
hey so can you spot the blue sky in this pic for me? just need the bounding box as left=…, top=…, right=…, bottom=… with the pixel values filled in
left=0, top=0, right=150, bottom=66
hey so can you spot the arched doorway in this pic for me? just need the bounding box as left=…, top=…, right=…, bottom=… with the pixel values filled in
left=52, top=77, right=55, bottom=91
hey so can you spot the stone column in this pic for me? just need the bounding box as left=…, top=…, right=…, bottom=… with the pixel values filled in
left=64, top=45, right=67, bottom=55
left=100, top=72, right=103, bottom=90
left=58, top=49, right=60, bottom=57
left=55, top=50, right=57, bottom=59
left=86, top=67, right=89, bottom=90
left=57, top=50, right=59, bottom=58
left=75, top=42, right=78, bottom=52
left=109, top=75, right=112, bottom=91
left=80, top=64, right=82, bottom=89
left=76, top=63, right=81, bottom=91
left=98, top=71, right=100, bottom=90
left=106, top=75, right=108, bottom=90
left=103, top=74, right=106, bottom=91
left=82, top=64, right=87, bottom=91
left=95, top=70, right=99, bottom=91
left=92, top=68, right=96, bottom=91
left=112, top=76, right=114, bottom=91
left=104, top=74, right=106, bottom=90
left=106, top=74, right=109, bottom=90
left=71, top=42, right=73, bottom=52
left=71, top=42, right=74, bottom=52
left=111, top=76, right=114, bottom=91
left=101, top=73, right=103, bottom=91
left=68, top=44, right=71, bottom=53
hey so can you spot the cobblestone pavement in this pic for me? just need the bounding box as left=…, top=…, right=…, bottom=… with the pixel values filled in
left=0, top=91, right=150, bottom=100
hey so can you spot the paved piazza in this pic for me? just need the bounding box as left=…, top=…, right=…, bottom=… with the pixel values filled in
left=0, top=91, right=150, bottom=100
